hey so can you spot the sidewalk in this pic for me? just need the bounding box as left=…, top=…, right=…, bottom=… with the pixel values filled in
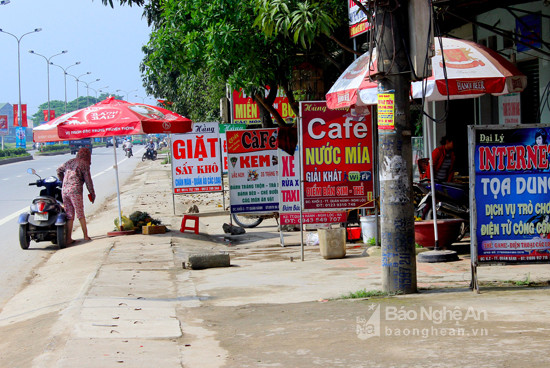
left=1, top=159, right=549, bottom=367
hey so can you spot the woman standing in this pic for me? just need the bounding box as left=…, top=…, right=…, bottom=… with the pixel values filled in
left=57, top=147, right=96, bottom=244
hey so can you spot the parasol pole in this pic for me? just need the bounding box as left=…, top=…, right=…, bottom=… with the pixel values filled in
left=426, top=119, right=440, bottom=249
left=112, top=137, right=123, bottom=229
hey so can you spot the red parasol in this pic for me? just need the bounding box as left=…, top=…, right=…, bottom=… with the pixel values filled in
left=33, top=97, right=193, bottom=233
left=33, top=96, right=192, bottom=142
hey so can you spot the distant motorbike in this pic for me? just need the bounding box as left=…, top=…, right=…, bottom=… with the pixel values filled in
left=124, top=147, right=133, bottom=158
left=414, top=179, right=469, bottom=240
left=18, top=168, right=67, bottom=249
left=142, top=147, right=157, bottom=161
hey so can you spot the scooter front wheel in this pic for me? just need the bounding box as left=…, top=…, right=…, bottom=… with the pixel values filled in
left=19, top=224, right=30, bottom=250
left=142, top=153, right=147, bottom=162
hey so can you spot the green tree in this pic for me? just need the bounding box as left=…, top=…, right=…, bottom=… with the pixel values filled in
left=103, top=0, right=354, bottom=127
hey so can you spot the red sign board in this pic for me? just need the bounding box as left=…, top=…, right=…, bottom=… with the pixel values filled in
left=300, top=101, right=374, bottom=210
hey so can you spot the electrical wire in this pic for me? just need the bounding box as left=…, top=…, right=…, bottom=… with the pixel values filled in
left=537, top=80, right=550, bottom=123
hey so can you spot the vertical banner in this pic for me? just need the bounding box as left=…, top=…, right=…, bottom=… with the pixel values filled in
left=471, top=124, right=550, bottom=264
left=15, top=126, right=26, bottom=148
left=21, top=104, right=28, bottom=127
left=13, top=105, right=18, bottom=126
left=49, top=110, right=56, bottom=121
left=377, top=92, right=395, bottom=130
left=43, top=110, right=49, bottom=122
left=501, top=94, right=521, bottom=125
left=219, top=123, right=247, bottom=173
left=171, top=122, right=223, bottom=193
left=301, top=101, right=374, bottom=210
left=227, top=128, right=279, bottom=213
left=0, top=115, right=8, bottom=136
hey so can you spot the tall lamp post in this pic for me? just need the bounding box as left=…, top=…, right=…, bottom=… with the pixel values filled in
left=80, top=78, right=100, bottom=106
left=29, top=50, right=68, bottom=117
left=50, top=61, right=80, bottom=114
left=98, top=86, right=109, bottom=99
left=67, top=72, right=91, bottom=109
left=134, top=95, right=146, bottom=103
left=116, top=89, right=137, bottom=101
left=0, top=27, right=42, bottom=146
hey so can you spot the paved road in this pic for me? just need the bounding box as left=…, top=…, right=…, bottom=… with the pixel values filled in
left=0, top=145, right=145, bottom=309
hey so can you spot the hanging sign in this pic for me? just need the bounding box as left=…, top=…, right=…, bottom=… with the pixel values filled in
left=171, top=122, right=223, bottom=193
left=470, top=124, right=550, bottom=264
left=300, top=101, right=374, bottom=210
left=348, top=1, right=372, bottom=38
left=227, top=128, right=279, bottom=213
left=377, top=92, right=395, bottom=130
left=219, top=123, right=247, bottom=173
left=501, top=94, right=521, bottom=125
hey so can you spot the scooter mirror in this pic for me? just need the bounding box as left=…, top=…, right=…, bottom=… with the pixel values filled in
left=27, top=168, right=39, bottom=178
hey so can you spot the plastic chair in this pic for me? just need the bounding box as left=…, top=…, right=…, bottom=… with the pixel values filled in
left=180, top=215, right=199, bottom=234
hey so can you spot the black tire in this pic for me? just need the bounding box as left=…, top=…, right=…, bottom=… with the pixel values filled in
left=57, top=225, right=67, bottom=249
left=142, top=153, right=147, bottom=161
left=232, top=213, right=263, bottom=228
left=19, top=224, right=30, bottom=250
left=152, top=151, right=157, bottom=161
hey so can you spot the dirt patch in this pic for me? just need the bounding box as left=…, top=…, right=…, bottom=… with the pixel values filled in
left=179, top=292, right=550, bottom=368
left=0, top=312, right=60, bottom=367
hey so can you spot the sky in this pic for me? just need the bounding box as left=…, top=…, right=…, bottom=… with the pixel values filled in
left=0, top=0, right=154, bottom=118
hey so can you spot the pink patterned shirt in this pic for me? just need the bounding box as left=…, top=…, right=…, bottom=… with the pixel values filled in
left=57, top=158, right=95, bottom=197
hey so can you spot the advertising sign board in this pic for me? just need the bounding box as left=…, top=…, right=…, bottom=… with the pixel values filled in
left=470, top=124, right=550, bottom=265
left=300, top=101, right=374, bottom=210
left=227, top=128, right=279, bottom=213
left=171, top=122, right=223, bottom=193
left=0, top=115, right=8, bottom=136
left=278, top=146, right=346, bottom=225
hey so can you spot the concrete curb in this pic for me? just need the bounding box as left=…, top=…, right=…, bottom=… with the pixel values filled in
left=0, top=155, right=33, bottom=166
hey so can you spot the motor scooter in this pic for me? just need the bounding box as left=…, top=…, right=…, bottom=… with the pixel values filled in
left=414, top=179, right=469, bottom=240
left=142, top=147, right=157, bottom=161
left=18, top=169, right=68, bottom=249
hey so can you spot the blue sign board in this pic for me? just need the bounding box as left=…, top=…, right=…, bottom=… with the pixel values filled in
left=471, top=124, right=550, bottom=264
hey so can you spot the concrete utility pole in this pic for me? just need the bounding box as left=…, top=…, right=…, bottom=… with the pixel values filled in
left=374, top=0, right=417, bottom=294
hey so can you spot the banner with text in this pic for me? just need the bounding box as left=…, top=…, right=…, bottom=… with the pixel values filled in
left=278, top=146, right=346, bottom=225
left=172, top=122, right=223, bottom=194
left=471, top=124, right=550, bottom=264
left=300, top=101, right=374, bottom=210
left=227, top=128, right=279, bottom=213
left=232, top=88, right=296, bottom=125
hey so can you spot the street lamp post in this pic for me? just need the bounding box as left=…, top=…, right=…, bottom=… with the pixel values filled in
left=0, top=27, right=42, bottom=145
left=116, top=89, right=137, bottom=101
left=134, top=95, right=146, bottom=103
left=67, top=72, right=91, bottom=109
left=29, top=50, right=68, bottom=117
left=50, top=61, right=80, bottom=114
left=98, top=86, right=109, bottom=99
left=81, top=78, right=100, bottom=106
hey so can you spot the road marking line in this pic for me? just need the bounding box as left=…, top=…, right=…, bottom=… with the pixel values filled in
left=0, top=208, right=26, bottom=227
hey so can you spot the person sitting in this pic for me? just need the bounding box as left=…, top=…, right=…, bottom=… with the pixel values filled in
left=423, top=136, right=456, bottom=182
